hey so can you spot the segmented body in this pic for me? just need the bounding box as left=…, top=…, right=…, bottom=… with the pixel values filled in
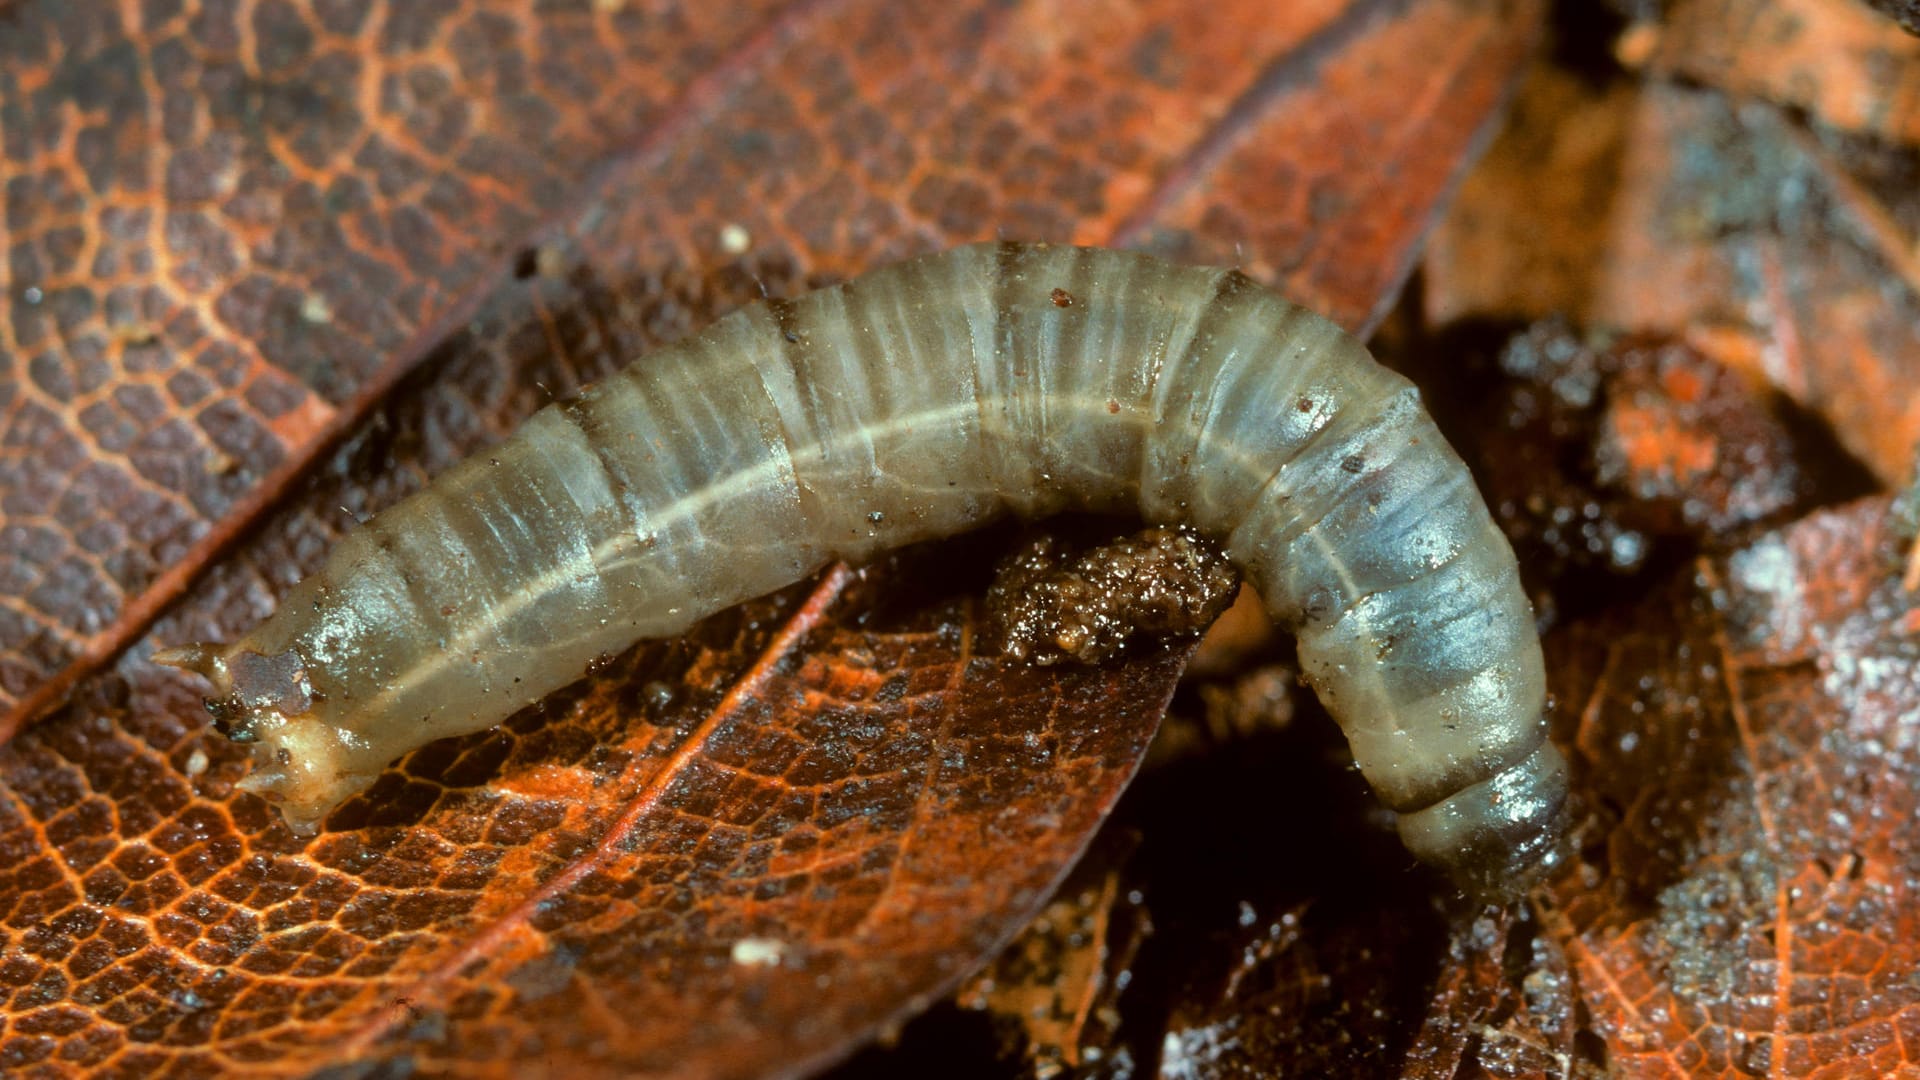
left=162, top=243, right=1567, bottom=898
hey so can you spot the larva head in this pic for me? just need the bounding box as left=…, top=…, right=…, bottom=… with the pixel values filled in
left=1394, top=739, right=1571, bottom=903
left=154, top=642, right=361, bottom=836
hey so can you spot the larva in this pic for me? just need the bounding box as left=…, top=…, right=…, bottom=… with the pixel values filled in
left=160, top=242, right=1568, bottom=899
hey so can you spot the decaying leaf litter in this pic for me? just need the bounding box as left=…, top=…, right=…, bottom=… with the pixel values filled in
left=1, top=0, right=1917, bottom=1077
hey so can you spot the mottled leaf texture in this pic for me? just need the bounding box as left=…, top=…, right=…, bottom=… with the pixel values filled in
left=1, top=0, right=811, bottom=733
left=1544, top=498, right=1920, bottom=1079
left=13, top=557, right=1192, bottom=1078
left=0, top=0, right=1545, bottom=1076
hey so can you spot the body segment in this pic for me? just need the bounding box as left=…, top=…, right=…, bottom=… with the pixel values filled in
left=162, top=243, right=1566, bottom=898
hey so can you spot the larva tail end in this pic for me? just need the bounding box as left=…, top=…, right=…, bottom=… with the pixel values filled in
left=234, top=741, right=343, bottom=838
left=158, top=641, right=365, bottom=837
left=228, top=704, right=381, bottom=837
left=1395, top=740, right=1571, bottom=904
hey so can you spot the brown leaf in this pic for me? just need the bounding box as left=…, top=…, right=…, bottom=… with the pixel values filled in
left=5, top=546, right=1189, bottom=1076
left=1645, top=0, right=1920, bottom=142
left=950, top=828, right=1151, bottom=1076
left=1420, top=62, right=1641, bottom=331
left=1426, top=66, right=1920, bottom=485
left=1542, top=498, right=1920, bottom=1078
left=0, top=0, right=1545, bottom=1075
left=0, top=0, right=832, bottom=732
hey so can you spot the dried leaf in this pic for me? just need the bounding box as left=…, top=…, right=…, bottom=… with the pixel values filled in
left=0, top=0, right=826, bottom=731
left=1543, top=498, right=1920, bottom=1078
left=1646, top=0, right=1920, bottom=142
left=1426, top=71, right=1920, bottom=484
left=4, top=549, right=1190, bottom=1076
left=951, top=829, right=1151, bottom=1077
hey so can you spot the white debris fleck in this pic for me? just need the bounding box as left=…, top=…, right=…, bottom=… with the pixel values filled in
left=730, top=936, right=787, bottom=967
left=1160, top=1022, right=1241, bottom=1080
left=719, top=223, right=752, bottom=255
left=1727, top=534, right=1794, bottom=600
left=1726, top=535, right=1805, bottom=650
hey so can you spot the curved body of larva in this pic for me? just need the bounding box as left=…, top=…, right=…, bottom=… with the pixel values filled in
left=161, top=242, right=1567, bottom=899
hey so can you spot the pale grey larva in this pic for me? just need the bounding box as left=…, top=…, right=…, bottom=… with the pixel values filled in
left=160, top=243, right=1568, bottom=899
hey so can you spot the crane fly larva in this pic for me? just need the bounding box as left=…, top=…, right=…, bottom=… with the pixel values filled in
left=160, top=242, right=1568, bottom=900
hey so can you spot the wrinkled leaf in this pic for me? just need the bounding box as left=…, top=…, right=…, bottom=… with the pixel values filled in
left=7, top=554, right=1191, bottom=1077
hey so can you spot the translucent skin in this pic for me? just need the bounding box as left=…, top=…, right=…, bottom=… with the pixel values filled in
left=160, top=243, right=1567, bottom=899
